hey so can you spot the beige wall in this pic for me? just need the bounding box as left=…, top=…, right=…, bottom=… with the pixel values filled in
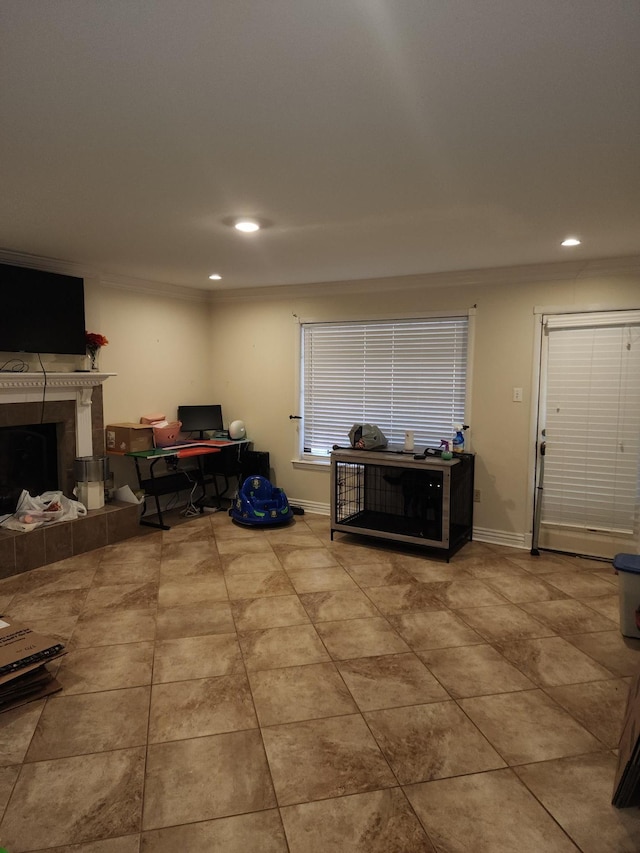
left=208, top=266, right=640, bottom=544
left=2, top=254, right=638, bottom=545
left=90, top=283, right=214, bottom=423
left=88, top=280, right=216, bottom=491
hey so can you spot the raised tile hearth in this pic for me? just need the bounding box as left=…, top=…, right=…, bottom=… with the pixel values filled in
left=0, top=501, right=141, bottom=578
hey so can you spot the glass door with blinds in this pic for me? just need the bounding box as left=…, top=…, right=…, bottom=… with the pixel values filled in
left=535, top=310, right=640, bottom=558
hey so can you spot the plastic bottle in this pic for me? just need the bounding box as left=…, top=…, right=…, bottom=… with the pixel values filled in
left=452, top=423, right=465, bottom=453
left=440, top=439, right=453, bottom=460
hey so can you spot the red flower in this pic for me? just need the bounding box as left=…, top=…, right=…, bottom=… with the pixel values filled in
left=85, top=331, right=109, bottom=349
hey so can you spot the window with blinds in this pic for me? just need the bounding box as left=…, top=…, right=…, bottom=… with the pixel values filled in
left=301, top=316, right=469, bottom=457
left=542, top=311, right=640, bottom=534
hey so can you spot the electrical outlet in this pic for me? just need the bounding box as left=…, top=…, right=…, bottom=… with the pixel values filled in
left=474, top=489, right=481, bottom=503
left=513, top=387, right=523, bottom=402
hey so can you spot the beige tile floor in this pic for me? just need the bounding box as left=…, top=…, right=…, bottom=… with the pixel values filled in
left=1, top=511, right=640, bottom=852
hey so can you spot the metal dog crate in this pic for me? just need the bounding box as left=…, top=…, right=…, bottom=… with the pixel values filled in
left=330, top=448, right=474, bottom=560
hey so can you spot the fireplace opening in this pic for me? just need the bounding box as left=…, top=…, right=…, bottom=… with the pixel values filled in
left=0, top=423, right=60, bottom=514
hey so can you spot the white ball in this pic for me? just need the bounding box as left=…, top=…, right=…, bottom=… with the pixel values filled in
left=229, top=419, right=246, bottom=439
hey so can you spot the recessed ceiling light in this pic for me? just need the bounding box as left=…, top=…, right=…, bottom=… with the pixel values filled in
left=234, top=219, right=260, bottom=233
left=561, top=237, right=581, bottom=247
left=208, top=273, right=222, bottom=280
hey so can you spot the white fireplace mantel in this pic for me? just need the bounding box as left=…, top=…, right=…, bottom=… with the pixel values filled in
left=0, top=371, right=115, bottom=457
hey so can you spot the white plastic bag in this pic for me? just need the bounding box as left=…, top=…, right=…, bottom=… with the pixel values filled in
left=0, top=489, right=87, bottom=532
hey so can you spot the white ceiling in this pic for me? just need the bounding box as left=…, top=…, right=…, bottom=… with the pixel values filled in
left=1, top=0, right=639, bottom=292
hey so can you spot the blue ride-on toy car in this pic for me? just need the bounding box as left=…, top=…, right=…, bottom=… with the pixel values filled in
left=229, top=475, right=294, bottom=526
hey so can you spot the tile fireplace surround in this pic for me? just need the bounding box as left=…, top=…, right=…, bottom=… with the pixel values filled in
left=0, top=372, right=140, bottom=577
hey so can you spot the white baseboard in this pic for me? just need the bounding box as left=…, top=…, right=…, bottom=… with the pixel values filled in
left=289, top=503, right=530, bottom=550
left=290, top=499, right=330, bottom=516
left=473, top=526, right=529, bottom=549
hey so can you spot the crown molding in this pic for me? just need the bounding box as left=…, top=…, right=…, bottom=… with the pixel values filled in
left=2, top=246, right=638, bottom=305
left=210, top=254, right=640, bottom=303
left=99, top=273, right=212, bottom=304
left=0, top=247, right=94, bottom=279
left=0, top=248, right=212, bottom=304
left=571, top=255, right=640, bottom=278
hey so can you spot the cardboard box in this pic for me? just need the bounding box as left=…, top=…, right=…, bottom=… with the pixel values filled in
left=106, top=422, right=154, bottom=453
left=613, top=667, right=640, bottom=806
left=0, top=618, right=66, bottom=676
left=0, top=618, right=66, bottom=712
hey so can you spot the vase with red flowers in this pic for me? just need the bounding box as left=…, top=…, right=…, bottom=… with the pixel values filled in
left=85, top=331, right=108, bottom=371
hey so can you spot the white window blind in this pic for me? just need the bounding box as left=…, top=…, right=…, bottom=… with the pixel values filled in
left=542, top=314, right=640, bottom=533
left=301, top=316, right=468, bottom=456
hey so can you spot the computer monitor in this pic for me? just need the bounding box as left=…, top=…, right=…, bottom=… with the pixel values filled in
left=178, top=404, right=224, bottom=439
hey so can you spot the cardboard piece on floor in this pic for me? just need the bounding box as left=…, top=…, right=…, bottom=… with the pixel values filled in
left=0, top=658, right=54, bottom=688
left=0, top=618, right=66, bottom=676
left=0, top=674, right=62, bottom=711
left=0, top=618, right=66, bottom=713
left=0, top=665, right=54, bottom=702
left=612, top=667, right=640, bottom=807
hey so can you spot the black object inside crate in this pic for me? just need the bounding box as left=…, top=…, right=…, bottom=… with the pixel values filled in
left=336, top=463, right=444, bottom=541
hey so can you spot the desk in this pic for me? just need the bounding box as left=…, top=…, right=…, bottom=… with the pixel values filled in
left=199, top=439, right=253, bottom=497
left=127, top=444, right=221, bottom=530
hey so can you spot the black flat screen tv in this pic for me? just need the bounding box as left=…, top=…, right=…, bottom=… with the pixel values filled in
left=178, top=405, right=224, bottom=438
left=0, top=262, right=86, bottom=356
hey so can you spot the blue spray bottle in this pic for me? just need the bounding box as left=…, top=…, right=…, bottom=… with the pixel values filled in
left=452, top=423, right=468, bottom=453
